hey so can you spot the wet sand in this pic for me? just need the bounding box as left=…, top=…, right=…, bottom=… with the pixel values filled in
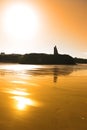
left=0, top=64, right=87, bottom=130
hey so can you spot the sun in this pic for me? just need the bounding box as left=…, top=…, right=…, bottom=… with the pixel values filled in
left=3, top=3, right=39, bottom=40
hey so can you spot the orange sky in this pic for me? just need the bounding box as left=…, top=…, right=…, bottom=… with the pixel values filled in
left=0, top=0, right=87, bottom=58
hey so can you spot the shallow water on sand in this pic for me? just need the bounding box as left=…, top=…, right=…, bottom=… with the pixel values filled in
left=0, top=63, right=87, bottom=130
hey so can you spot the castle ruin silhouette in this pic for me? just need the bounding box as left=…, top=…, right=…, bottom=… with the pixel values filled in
left=54, top=45, right=58, bottom=55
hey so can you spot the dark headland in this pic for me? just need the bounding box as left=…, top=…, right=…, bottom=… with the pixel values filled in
left=20, top=46, right=76, bottom=65
left=0, top=46, right=87, bottom=65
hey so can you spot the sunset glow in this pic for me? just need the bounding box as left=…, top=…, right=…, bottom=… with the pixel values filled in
left=3, top=3, right=39, bottom=40
left=0, top=0, right=87, bottom=127
left=0, top=0, right=87, bottom=57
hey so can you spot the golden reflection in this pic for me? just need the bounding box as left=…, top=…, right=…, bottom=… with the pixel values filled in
left=13, top=96, right=36, bottom=110
left=11, top=80, right=27, bottom=84
left=8, top=88, right=29, bottom=96
left=2, top=64, right=39, bottom=71
left=10, top=90, right=29, bottom=96
left=10, top=89, right=38, bottom=111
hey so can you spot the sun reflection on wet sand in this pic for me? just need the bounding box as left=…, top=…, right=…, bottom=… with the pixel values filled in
left=0, top=64, right=40, bottom=71
left=11, top=80, right=27, bottom=84
left=10, top=89, right=29, bottom=96
left=12, top=96, right=37, bottom=110
left=9, top=89, right=39, bottom=111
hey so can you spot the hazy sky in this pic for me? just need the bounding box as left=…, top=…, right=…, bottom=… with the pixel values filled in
left=0, top=0, right=87, bottom=58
